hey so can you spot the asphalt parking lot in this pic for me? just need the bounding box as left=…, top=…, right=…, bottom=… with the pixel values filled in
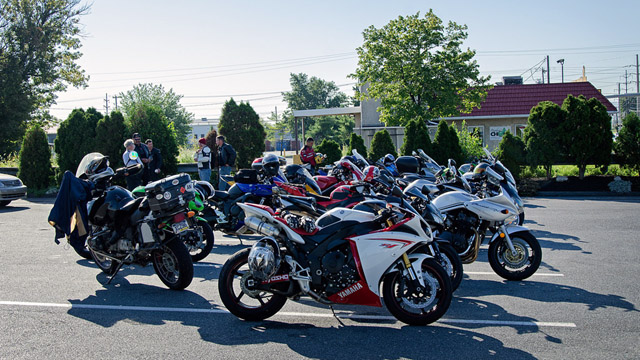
left=0, top=196, right=639, bottom=359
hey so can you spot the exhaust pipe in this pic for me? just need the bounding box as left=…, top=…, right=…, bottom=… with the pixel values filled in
left=244, top=216, right=280, bottom=237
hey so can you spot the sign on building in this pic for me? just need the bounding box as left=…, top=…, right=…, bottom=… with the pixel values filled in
left=489, top=126, right=511, bottom=140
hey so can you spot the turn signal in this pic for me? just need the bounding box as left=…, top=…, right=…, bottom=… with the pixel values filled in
left=187, top=211, right=195, bottom=218
left=501, top=209, right=509, bottom=214
left=499, top=233, right=505, bottom=238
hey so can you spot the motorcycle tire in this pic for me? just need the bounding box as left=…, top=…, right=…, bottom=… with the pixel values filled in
left=382, top=258, right=452, bottom=326
left=73, top=242, right=92, bottom=260
left=188, top=220, right=215, bottom=262
left=487, top=231, right=542, bottom=281
left=90, top=250, right=118, bottom=276
left=152, top=240, right=194, bottom=290
left=218, top=248, right=287, bottom=321
left=436, top=242, right=463, bottom=291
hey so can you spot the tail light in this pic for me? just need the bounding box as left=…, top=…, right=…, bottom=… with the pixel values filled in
left=173, top=212, right=186, bottom=223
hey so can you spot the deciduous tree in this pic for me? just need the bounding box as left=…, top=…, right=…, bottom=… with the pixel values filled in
left=523, top=101, right=565, bottom=179
left=352, top=10, right=490, bottom=126
left=615, top=112, right=640, bottom=174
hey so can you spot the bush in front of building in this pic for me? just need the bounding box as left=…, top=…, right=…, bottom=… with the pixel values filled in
left=369, top=129, right=397, bottom=162
left=495, top=130, right=526, bottom=180
left=523, top=101, right=565, bottom=179
left=400, top=118, right=432, bottom=156
left=615, top=112, right=640, bottom=174
left=347, top=133, right=367, bottom=159
left=18, top=124, right=53, bottom=190
left=316, top=139, right=342, bottom=165
left=455, top=120, right=484, bottom=162
left=431, top=120, right=463, bottom=166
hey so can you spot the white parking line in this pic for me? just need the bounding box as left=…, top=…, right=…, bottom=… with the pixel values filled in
left=465, top=271, right=564, bottom=277
left=0, top=300, right=576, bottom=328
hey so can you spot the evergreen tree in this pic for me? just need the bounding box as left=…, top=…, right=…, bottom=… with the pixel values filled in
left=347, top=133, right=368, bottom=159
left=18, top=124, right=53, bottom=190
left=561, top=95, right=612, bottom=180
left=95, top=111, right=128, bottom=168
left=431, top=120, right=463, bottom=165
left=54, top=108, right=103, bottom=179
left=126, top=104, right=179, bottom=175
left=400, top=118, right=432, bottom=156
left=369, top=129, right=397, bottom=161
left=523, top=101, right=565, bottom=179
left=316, top=139, right=342, bottom=164
left=615, top=112, right=640, bottom=174
left=495, top=130, right=526, bottom=180
left=218, top=99, right=266, bottom=169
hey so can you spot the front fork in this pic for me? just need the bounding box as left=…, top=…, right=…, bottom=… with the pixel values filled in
left=401, top=253, right=426, bottom=291
left=499, top=225, right=518, bottom=256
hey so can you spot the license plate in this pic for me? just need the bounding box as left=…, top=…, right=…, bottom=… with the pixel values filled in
left=171, top=219, right=189, bottom=234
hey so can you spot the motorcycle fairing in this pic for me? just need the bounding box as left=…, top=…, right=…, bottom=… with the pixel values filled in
left=314, top=175, right=338, bottom=191
left=489, top=226, right=530, bottom=243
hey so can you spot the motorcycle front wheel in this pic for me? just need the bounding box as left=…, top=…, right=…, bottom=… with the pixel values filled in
left=218, top=248, right=287, bottom=321
left=152, top=240, right=194, bottom=290
left=90, top=250, right=118, bottom=275
left=73, top=242, right=92, bottom=260
left=435, top=242, right=463, bottom=291
left=187, top=220, right=215, bottom=262
left=487, top=231, right=541, bottom=281
left=382, top=258, right=452, bottom=326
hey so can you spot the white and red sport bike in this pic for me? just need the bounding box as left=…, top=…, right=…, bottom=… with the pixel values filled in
left=218, top=200, right=453, bottom=325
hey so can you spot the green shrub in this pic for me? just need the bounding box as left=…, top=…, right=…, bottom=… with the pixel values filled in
left=18, top=125, right=53, bottom=189
left=369, top=129, right=397, bottom=161
left=495, top=131, right=526, bottom=180
left=401, top=118, right=432, bottom=156
left=347, top=133, right=368, bottom=159
left=316, top=139, right=342, bottom=164
left=615, top=112, right=640, bottom=173
left=127, top=104, right=179, bottom=175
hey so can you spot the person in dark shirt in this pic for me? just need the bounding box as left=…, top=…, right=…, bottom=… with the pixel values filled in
left=132, top=133, right=150, bottom=184
left=145, top=139, right=163, bottom=182
left=216, top=135, right=236, bottom=190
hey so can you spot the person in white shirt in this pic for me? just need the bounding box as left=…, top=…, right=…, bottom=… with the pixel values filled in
left=194, top=138, right=212, bottom=182
left=122, top=138, right=143, bottom=190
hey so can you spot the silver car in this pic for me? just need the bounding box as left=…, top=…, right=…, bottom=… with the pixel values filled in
left=0, top=173, right=27, bottom=207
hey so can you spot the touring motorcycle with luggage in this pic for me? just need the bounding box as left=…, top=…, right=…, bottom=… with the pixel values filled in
left=49, top=153, right=195, bottom=290
left=218, top=200, right=453, bottom=325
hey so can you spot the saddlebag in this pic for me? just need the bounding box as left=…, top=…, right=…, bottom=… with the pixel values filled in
left=234, top=169, right=258, bottom=184
left=145, top=173, right=195, bottom=214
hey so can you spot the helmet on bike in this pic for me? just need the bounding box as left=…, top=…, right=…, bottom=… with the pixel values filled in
left=472, top=163, right=490, bottom=178
left=78, top=153, right=114, bottom=181
left=262, top=154, right=280, bottom=177
left=247, top=237, right=281, bottom=281
left=363, top=165, right=380, bottom=182
left=383, top=154, right=396, bottom=166
left=194, top=180, right=214, bottom=199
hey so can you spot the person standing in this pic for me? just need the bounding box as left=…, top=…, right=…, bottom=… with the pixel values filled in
left=145, top=139, right=163, bottom=182
left=300, top=137, right=316, bottom=175
left=216, top=135, right=236, bottom=191
left=132, top=133, right=150, bottom=184
left=122, top=139, right=143, bottom=190
left=194, top=138, right=212, bottom=182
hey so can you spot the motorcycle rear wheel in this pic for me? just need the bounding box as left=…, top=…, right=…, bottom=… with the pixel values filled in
left=187, top=220, right=215, bottom=262
left=218, top=248, right=287, bottom=321
left=382, top=258, right=452, bottom=326
left=487, top=231, right=541, bottom=281
left=152, top=240, right=194, bottom=290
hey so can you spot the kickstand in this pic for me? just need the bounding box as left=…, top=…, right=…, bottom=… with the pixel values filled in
left=106, top=261, right=124, bottom=285
left=236, top=235, right=243, bottom=245
left=330, top=305, right=345, bottom=327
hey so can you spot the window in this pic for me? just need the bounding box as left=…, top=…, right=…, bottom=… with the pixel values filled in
left=516, top=124, right=527, bottom=137
left=468, top=125, right=484, bottom=145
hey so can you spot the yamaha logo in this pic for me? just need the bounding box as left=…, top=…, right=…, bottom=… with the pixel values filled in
left=337, top=282, right=363, bottom=299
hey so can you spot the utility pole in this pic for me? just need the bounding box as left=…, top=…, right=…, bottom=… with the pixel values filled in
left=636, top=54, right=639, bottom=115
left=112, top=95, right=119, bottom=111
left=557, top=59, right=565, bottom=83
left=104, top=93, right=110, bottom=114
left=541, top=68, right=546, bottom=84
left=546, top=55, right=550, bottom=84
left=275, top=106, right=283, bottom=156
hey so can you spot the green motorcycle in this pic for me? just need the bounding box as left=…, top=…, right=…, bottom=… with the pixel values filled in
left=132, top=183, right=214, bottom=262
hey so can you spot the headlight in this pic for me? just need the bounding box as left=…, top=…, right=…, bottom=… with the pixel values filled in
left=505, top=213, right=519, bottom=225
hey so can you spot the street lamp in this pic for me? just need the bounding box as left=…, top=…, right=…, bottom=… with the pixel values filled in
left=557, top=59, right=565, bottom=83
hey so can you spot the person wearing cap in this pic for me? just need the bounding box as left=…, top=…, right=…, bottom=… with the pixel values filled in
left=145, top=139, right=163, bottom=182
left=132, top=133, right=151, bottom=184
left=300, top=137, right=316, bottom=175
left=194, top=137, right=212, bottom=182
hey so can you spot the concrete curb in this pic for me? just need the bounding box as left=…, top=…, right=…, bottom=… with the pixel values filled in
left=534, top=191, right=640, bottom=197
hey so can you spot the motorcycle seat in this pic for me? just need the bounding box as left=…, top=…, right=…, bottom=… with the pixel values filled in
left=119, top=197, right=144, bottom=214
left=212, top=190, right=230, bottom=200
left=309, top=193, right=331, bottom=202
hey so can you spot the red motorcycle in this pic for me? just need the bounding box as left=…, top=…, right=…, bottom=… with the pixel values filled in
left=314, top=158, right=365, bottom=196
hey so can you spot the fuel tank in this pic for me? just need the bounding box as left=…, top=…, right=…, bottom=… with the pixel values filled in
left=432, top=191, right=477, bottom=212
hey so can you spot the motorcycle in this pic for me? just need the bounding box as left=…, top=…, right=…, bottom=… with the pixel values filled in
left=132, top=181, right=214, bottom=262
left=432, top=165, right=542, bottom=281
left=62, top=153, right=194, bottom=290
left=314, top=157, right=365, bottom=196
left=218, top=200, right=453, bottom=325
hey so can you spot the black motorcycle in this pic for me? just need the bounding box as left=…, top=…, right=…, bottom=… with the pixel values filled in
left=65, top=153, right=194, bottom=290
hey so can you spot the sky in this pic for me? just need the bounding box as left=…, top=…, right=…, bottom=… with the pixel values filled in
left=50, top=0, right=640, bottom=122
